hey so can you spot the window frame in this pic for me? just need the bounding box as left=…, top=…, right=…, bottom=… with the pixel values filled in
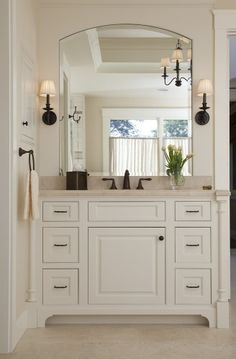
left=102, top=107, right=191, bottom=175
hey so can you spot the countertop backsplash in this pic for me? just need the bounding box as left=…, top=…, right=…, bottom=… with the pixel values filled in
left=39, top=175, right=213, bottom=191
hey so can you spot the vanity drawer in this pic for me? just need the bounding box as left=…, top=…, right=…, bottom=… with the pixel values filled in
left=43, top=269, right=78, bottom=305
left=175, top=228, right=211, bottom=263
left=43, top=228, right=79, bottom=263
left=88, top=201, right=165, bottom=222
left=42, top=202, right=79, bottom=222
left=175, top=201, right=211, bottom=221
left=176, top=269, right=211, bottom=304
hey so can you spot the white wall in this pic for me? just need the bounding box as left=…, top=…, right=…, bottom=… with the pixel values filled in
left=215, top=0, right=236, bottom=8
left=38, top=3, right=213, bottom=178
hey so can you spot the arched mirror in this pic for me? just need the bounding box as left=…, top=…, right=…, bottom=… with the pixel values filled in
left=59, top=24, right=192, bottom=176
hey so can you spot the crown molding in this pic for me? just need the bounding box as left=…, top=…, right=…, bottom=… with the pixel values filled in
left=38, top=0, right=215, bottom=9
left=213, top=9, right=236, bottom=13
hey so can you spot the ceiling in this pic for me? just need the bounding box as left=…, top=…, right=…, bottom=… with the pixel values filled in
left=60, top=25, right=191, bottom=100
left=38, top=0, right=236, bottom=10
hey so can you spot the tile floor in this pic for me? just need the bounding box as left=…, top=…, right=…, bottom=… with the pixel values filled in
left=1, top=251, right=236, bottom=359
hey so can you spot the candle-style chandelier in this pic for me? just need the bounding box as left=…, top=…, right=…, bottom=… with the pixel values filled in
left=160, top=39, right=192, bottom=87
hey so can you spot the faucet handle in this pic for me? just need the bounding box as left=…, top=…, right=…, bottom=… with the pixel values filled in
left=136, top=178, right=152, bottom=190
left=102, top=178, right=117, bottom=190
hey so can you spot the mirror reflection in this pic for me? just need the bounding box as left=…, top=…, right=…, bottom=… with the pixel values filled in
left=59, top=24, right=192, bottom=176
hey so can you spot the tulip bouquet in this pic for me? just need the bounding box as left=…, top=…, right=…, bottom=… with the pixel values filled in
left=162, top=144, right=193, bottom=188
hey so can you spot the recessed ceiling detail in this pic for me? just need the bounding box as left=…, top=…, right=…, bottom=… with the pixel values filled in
left=60, top=24, right=191, bottom=98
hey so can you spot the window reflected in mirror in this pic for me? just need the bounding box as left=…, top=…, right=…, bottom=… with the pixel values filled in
left=102, top=108, right=191, bottom=176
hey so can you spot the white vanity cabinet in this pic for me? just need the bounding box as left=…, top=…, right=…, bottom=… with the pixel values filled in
left=37, top=190, right=230, bottom=329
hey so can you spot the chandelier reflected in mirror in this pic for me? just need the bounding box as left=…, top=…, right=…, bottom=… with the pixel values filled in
left=160, top=39, right=192, bottom=87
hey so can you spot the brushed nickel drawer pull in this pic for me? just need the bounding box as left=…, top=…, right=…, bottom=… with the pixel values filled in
left=185, top=210, right=200, bottom=213
left=186, top=244, right=200, bottom=247
left=54, top=285, right=68, bottom=289
left=54, top=244, right=68, bottom=247
left=186, top=285, right=200, bottom=289
left=53, top=210, right=68, bottom=213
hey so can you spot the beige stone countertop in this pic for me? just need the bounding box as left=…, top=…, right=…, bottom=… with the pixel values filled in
left=39, top=189, right=230, bottom=198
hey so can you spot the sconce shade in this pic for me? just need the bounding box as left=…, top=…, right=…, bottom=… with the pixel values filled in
left=171, top=49, right=183, bottom=62
left=39, top=80, right=56, bottom=97
left=197, top=79, right=213, bottom=96
left=195, top=79, right=213, bottom=126
left=40, top=80, right=57, bottom=125
left=160, top=57, right=171, bottom=69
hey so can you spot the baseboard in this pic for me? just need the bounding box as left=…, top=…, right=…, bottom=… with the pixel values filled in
left=13, top=310, right=28, bottom=349
left=27, top=304, right=38, bottom=328
left=46, top=314, right=207, bottom=326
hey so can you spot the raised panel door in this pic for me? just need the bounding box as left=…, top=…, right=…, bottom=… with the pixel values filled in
left=89, top=227, right=165, bottom=305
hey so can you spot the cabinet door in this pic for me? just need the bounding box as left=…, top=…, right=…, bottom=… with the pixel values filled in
left=89, top=228, right=165, bottom=305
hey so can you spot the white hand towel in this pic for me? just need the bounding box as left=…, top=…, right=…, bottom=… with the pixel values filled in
left=23, top=171, right=30, bottom=220
left=23, top=170, right=39, bottom=220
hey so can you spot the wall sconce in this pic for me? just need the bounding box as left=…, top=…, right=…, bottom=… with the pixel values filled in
left=195, top=79, right=213, bottom=125
left=69, top=106, right=82, bottom=123
left=39, top=80, right=57, bottom=125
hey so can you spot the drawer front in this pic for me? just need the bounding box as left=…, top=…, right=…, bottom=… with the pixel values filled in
left=43, top=202, right=79, bottom=222
left=43, top=228, right=79, bottom=263
left=175, top=228, right=211, bottom=263
left=43, top=269, right=78, bottom=305
left=88, top=201, right=165, bottom=222
left=175, top=202, right=211, bottom=221
left=176, top=269, right=211, bottom=304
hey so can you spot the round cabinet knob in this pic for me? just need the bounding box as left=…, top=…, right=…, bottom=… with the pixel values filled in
left=159, top=235, right=164, bottom=241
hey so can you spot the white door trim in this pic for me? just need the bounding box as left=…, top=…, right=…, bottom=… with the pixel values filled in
left=213, top=10, right=233, bottom=327
left=213, top=9, right=236, bottom=190
left=0, top=0, right=14, bottom=353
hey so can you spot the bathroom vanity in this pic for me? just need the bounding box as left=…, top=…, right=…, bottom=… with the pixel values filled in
left=37, top=189, right=230, bottom=328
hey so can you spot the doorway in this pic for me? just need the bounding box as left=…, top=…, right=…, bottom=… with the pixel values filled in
left=229, top=36, right=236, bottom=248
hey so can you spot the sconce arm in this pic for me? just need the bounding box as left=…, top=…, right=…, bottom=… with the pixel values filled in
left=163, top=76, right=177, bottom=86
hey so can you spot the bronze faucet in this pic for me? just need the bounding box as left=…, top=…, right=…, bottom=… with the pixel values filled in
left=136, top=178, right=152, bottom=190
left=102, top=178, right=117, bottom=189
left=123, top=169, right=131, bottom=189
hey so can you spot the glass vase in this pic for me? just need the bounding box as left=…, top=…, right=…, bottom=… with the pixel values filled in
left=169, top=172, right=185, bottom=190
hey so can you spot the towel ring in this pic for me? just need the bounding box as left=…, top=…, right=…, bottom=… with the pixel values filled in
left=19, top=147, right=35, bottom=171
